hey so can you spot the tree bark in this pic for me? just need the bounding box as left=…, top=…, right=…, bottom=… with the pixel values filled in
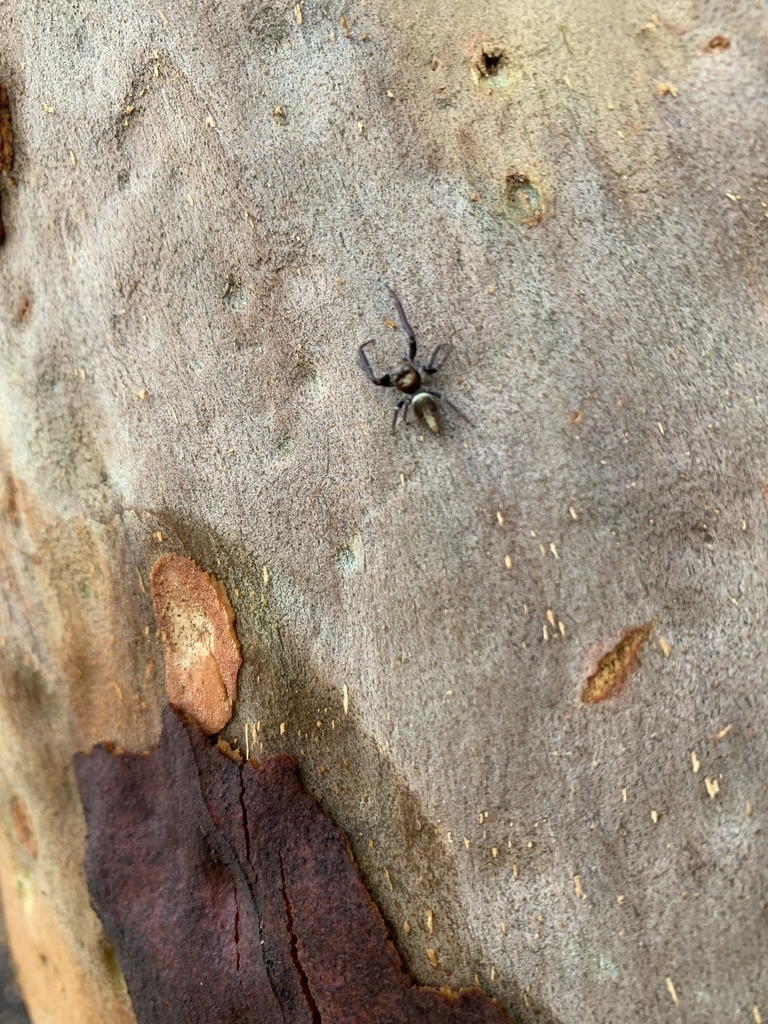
left=0, top=2, right=766, bottom=1022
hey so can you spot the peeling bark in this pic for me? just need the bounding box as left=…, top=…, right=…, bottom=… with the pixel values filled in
left=75, top=706, right=507, bottom=1024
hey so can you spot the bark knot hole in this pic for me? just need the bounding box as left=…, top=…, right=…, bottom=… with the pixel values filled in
left=503, top=173, right=544, bottom=226
left=704, top=35, right=730, bottom=52
left=480, top=48, right=505, bottom=77
left=471, top=43, right=519, bottom=90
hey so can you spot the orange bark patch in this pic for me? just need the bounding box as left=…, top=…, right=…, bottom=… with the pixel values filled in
left=581, top=622, right=652, bottom=703
left=150, top=554, right=241, bottom=734
left=0, top=828, right=135, bottom=1024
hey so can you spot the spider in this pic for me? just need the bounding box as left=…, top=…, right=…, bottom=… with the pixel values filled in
left=357, top=286, right=471, bottom=434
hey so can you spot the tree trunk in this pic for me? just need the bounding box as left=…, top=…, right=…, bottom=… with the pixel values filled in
left=0, top=2, right=766, bottom=1022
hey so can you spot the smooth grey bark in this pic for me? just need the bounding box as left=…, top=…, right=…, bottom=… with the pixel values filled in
left=0, top=1, right=766, bottom=1022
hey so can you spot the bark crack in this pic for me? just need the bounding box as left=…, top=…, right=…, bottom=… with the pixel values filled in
left=238, top=763, right=251, bottom=862
left=234, top=889, right=240, bottom=972
left=235, top=764, right=248, bottom=974
left=279, top=853, right=322, bottom=1024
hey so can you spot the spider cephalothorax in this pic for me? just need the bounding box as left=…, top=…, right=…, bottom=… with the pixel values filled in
left=357, top=286, right=471, bottom=434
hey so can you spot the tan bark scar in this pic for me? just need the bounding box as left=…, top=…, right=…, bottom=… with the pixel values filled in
left=150, top=553, right=242, bottom=734
left=581, top=622, right=652, bottom=703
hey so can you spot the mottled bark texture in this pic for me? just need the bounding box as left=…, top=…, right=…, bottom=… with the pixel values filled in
left=0, top=2, right=767, bottom=1023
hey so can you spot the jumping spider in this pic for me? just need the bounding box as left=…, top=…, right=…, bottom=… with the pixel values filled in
left=358, top=286, right=471, bottom=434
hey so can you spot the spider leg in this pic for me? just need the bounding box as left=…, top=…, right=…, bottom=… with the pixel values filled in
left=358, top=340, right=392, bottom=386
left=391, top=396, right=408, bottom=434
left=424, top=389, right=474, bottom=425
left=386, top=285, right=417, bottom=361
left=423, top=342, right=452, bottom=375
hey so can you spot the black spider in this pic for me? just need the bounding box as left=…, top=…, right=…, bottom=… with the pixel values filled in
left=357, top=286, right=471, bottom=434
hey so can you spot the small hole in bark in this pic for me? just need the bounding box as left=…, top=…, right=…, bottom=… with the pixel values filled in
left=480, top=48, right=505, bottom=77
left=337, top=540, right=362, bottom=574
left=471, top=44, right=520, bottom=91
left=704, top=35, right=730, bottom=51
left=222, top=276, right=247, bottom=311
left=276, top=435, right=295, bottom=459
left=503, top=173, right=543, bottom=225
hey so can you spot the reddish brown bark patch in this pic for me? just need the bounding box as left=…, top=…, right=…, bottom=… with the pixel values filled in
left=0, top=84, right=12, bottom=246
left=74, top=706, right=508, bottom=1024
left=703, top=35, right=730, bottom=52
left=10, top=796, right=37, bottom=859
left=0, top=85, right=12, bottom=173
left=581, top=622, right=652, bottom=703
left=150, top=553, right=241, bottom=734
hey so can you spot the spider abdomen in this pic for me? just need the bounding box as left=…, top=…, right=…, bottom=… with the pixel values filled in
left=411, top=392, right=442, bottom=434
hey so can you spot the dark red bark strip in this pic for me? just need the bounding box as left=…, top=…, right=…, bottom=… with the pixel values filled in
left=74, top=706, right=509, bottom=1024
left=0, top=84, right=12, bottom=245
